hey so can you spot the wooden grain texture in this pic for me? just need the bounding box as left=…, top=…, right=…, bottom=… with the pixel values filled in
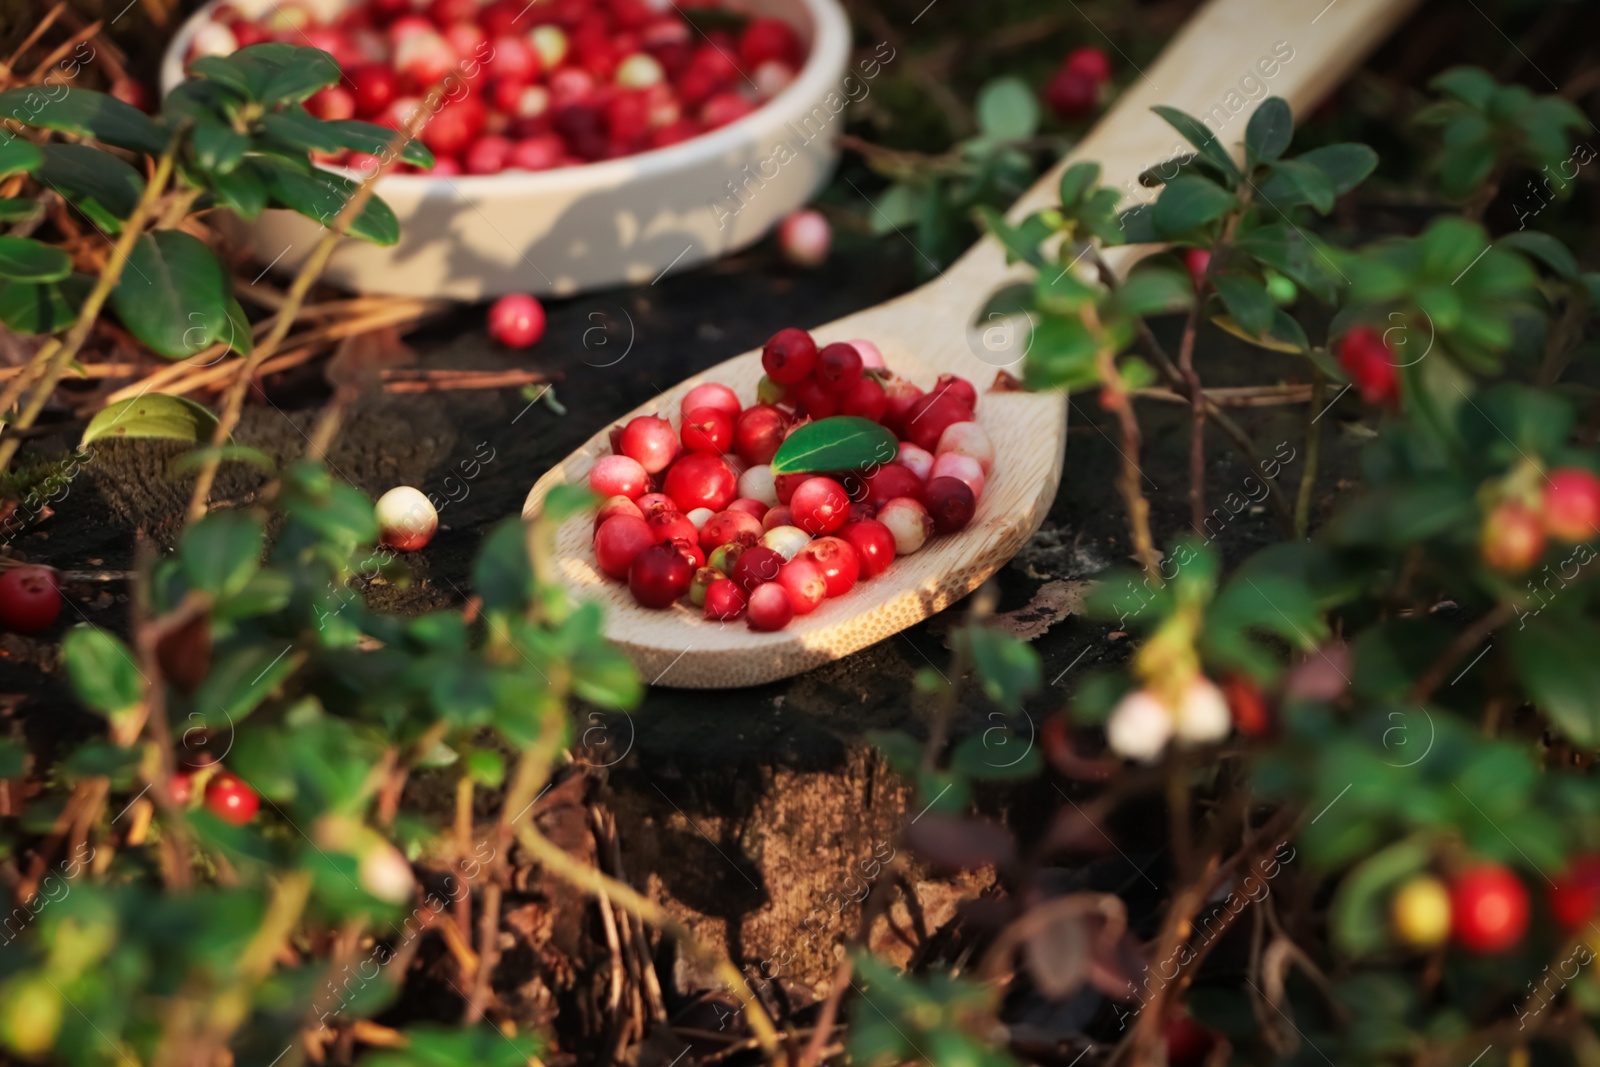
left=523, top=0, right=1420, bottom=689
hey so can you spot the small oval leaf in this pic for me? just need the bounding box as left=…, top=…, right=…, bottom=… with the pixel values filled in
left=81, top=394, right=219, bottom=447
left=769, top=416, right=899, bottom=475
left=0, top=236, right=70, bottom=282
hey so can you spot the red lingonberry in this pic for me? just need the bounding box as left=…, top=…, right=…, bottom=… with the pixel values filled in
left=349, top=63, right=400, bottom=115
left=663, top=453, right=737, bottom=513
left=1337, top=326, right=1401, bottom=406
left=761, top=505, right=795, bottom=531
left=488, top=293, right=546, bottom=348
left=620, top=414, right=680, bottom=474
left=680, top=382, right=742, bottom=421
left=746, top=582, right=794, bottom=631
left=790, top=379, right=839, bottom=419
left=0, top=565, right=59, bottom=633
left=421, top=95, right=488, bottom=156
left=205, top=773, right=261, bottom=826
left=699, top=509, right=762, bottom=552
left=636, top=493, right=677, bottom=517
left=170, top=771, right=195, bottom=806
left=930, top=451, right=985, bottom=500
left=307, top=85, right=357, bottom=121
left=761, top=327, right=818, bottom=385
left=465, top=134, right=514, bottom=173
left=588, top=454, right=649, bottom=499
left=1183, top=248, right=1211, bottom=291
left=1450, top=864, right=1529, bottom=954
left=1542, top=468, right=1600, bottom=542
left=864, top=464, right=924, bottom=507
left=594, top=495, right=645, bottom=529
left=1549, top=855, right=1600, bottom=929
left=796, top=536, right=860, bottom=598
left=730, top=544, right=785, bottom=592
left=882, top=378, right=924, bottom=436
left=839, top=377, right=888, bottom=422
left=1043, top=65, right=1097, bottom=120
left=777, top=557, right=828, bottom=615
left=727, top=498, right=769, bottom=520
left=924, top=477, right=976, bottom=534
left=734, top=405, right=788, bottom=465
left=840, top=519, right=896, bottom=578
left=704, top=578, right=747, bottom=621
left=932, top=373, right=978, bottom=411
left=936, top=420, right=994, bottom=473
left=816, top=342, right=864, bottom=394
left=1065, top=46, right=1111, bottom=83
left=594, top=515, right=655, bottom=579
left=681, top=406, right=734, bottom=454
left=738, top=16, right=802, bottom=68
left=901, top=393, right=975, bottom=454
left=628, top=541, right=694, bottom=608
left=646, top=509, right=698, bottom=546
left=1220, top=675, right=1271, bottom=737
left=789, top=477, right=850, bottom=536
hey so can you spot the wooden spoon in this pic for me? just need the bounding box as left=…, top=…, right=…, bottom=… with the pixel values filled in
left=523, top=0, right=1418, bottom=689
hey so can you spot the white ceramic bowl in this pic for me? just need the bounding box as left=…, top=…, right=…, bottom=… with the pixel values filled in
left=161, top=0, right=851, bottom=298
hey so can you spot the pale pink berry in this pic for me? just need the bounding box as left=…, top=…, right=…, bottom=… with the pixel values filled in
left=877, top=497, right=933, bottom=555
left=849, top=339, right=887, bottom=370
left=935, top=421, right=994, bottom=474
left=777, top=209, right=830, bottom=268
left=896, top=442, right=934, bottom=482
left=930, top=451, right=984, bottom=500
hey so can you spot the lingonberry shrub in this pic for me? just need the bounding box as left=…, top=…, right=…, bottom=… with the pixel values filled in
left=854, top=82, right=1600, bottom=1067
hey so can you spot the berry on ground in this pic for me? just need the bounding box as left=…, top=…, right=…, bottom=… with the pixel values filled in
left=488, top=293, right=546, bottom=348
left=0, top=565, right=60, bottom=633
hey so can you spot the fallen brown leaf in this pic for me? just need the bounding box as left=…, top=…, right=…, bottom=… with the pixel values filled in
left=991, top=579, right=1088, bottom=641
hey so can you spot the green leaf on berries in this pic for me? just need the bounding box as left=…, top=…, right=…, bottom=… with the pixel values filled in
left=1056, top=161, right=1100, bottom=208
left=1259, top=159, right=1335, bottom=214
left=1212, top=274, right=1275, bottom=338
left=0, top=197, right=36, bottom=222
left=81, top=394, right=219, bottom=447
left=253, top=158, right=400, bottom=245
left=1115, top=268, right=1193, bottom=317
left=181, top=512, right=265, bottom=599
left=963, top=625, right=1041, bottom=712
left=321, top=119, right=435, bottom=168
left=192, top=44, right=339, bottom=105
left=770, top=416, right=900, bottom=476
left=1510, top=618, right=1600, bottom=747
left=1497, top=230, right=1577, bottom=280
left=1295, top=143, right=1378, bottom=195
left=192, top=642, right=303, bottom=728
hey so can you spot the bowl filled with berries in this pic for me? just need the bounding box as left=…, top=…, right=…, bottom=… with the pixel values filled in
left=161, top=0, right=853, bottom=298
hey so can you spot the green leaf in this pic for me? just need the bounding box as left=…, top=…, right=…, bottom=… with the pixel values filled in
left=80, top=394, right=219, bottom=447
left=473, top=519, right=535, bottom=613
left=180, top=511, right=265, bottom=599
left=321, top=119, right=435, bottom=168
left=191, top=114, right=250, bottom=175
left=192, top=44, right=340, bottom=105
left=1114, top=268, right=1193, bottom=317
left=1212, top=274, right=1275, bottom=338
left=1152, top=175, right=1235, bottom=236
left=0, top=197, right=37, bottom=222
left=0, top=237, right=69, bottom=283
left=770, top=416, right=900, bottom=476
left=1057, top=161, right=1099, bottom=208
left=223, top=297, right=254, bottom=356
left=62, top=626, right=143, bottom=718
left=0, top=274, right=88, bottom=335
left=259, top=105, right=349, bottom=155
left=1115, top=203, right=1160, bottom=244
left=279, top=462, right=379, bottom=547
left=1259, top=158, right=1335, bottom=214
left=0, top=87, right=166, bottom=155
left=975, top=205, right=1050, bottom=269
left=1329, top=836, right=1431, bottom=956
left=362, top=1026, right=542, bottom=1067
left=1497, top=230, right=1577, bottom=280
left=111, top=230, right=230, bottom=359
left=1510, top=618, right=1600, bottom=747
left=0, top=738, right=25, bottom=778
left=1245, top=97, right=1293, bottom=164
left=1295, top=143, right=1378, bottom=196
left=192, top=642, right=301, bottom=728
left=541, top=484, right=597, bottom=526
left=206, top=163, right=269, bottom=219
left=572, top=644, right=642, bottom=709
left=964, top=626, right=1040, bottom=712
left=951, top=729, right=1042, bottom=780
left=1023, top=312, right=1101, bottom=392
left=253, top=158, right=400, bottom=245
left=1151, top=105, right=1241, bottom=186
left=976, top=76, right=1039, bottom=142
left=1430, top=66, right=1497, bottom=110
left=0, top=138, right=42, bottom=179
left=37, top=143, right=144, bottom=233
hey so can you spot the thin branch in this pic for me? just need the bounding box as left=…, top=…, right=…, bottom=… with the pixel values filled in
left=1294, top=371, right=1326, bottom=539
